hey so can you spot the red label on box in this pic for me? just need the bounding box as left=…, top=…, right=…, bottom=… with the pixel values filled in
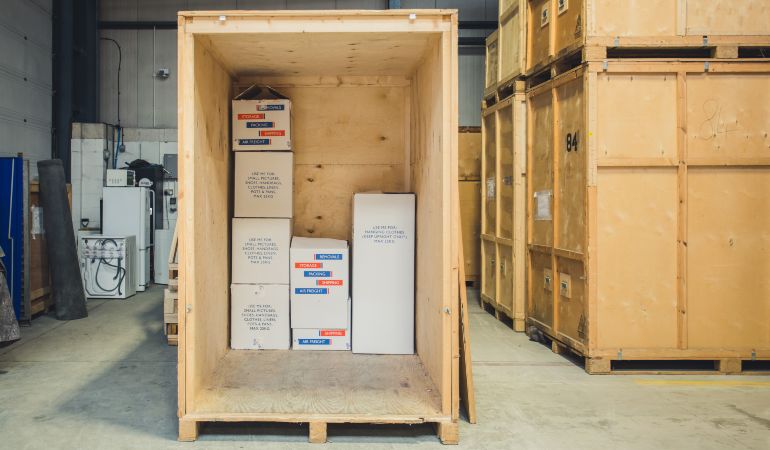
left=317, top=279, right=343, bottom=286
left=320, top=330, right=346, bottom=337
left=295, top=262, right=322, bottom=269
left=260, top=130, right=286, bottom=137
left=237, top=113, right=265, bottom=120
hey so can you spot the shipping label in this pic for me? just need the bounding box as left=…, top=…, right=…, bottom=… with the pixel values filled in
left=294, top=287, right=329, bottom=295
left=317, top=279, right=343, bottom=286
left=320, top=330, right=346, bottom=337
left=260, top=130, right=285, bottom=136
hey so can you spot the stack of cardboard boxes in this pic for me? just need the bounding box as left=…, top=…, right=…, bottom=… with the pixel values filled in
left=229, top=87, right=417, bottom=355
left=230, top=87, right=293, bottom=350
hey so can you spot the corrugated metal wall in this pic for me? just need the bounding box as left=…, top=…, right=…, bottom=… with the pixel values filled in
left=99, top=0, right=494, bottom=128
left=0, top=0, right=53, bottom=177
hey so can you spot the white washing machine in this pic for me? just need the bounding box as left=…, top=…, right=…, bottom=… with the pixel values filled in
left=81, top=235, right=137, bottom=299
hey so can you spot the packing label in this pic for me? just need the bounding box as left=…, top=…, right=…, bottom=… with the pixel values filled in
left=361, top=225, right=408, bottom=245
left=241, top=303, right=279, bottom=332
left=242, top=237, right=279, bottom=265
left=245, top=170, right=283, bottom=200
left=304, top=270, right=332, bottom=277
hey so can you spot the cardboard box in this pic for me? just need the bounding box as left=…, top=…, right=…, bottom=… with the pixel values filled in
left=290, top=237, right=349, bottom=328
left=230, top=284, right=289, bottom=350
left=232, top=86, right=291, bottom=151
left=352, top=193, right=415, bottom=354
left=232, top=218, right=291, bottom=284
left=234, top=152, right=293, bottom=218
left=292, top=299, right=351, bottom=351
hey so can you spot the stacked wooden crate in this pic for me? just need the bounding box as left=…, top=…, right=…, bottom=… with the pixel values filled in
left=459, top=128, right=481, bottom=286
left=163, top=226, right=178, bottom=345
left=521, top=0, right=770, bottom=373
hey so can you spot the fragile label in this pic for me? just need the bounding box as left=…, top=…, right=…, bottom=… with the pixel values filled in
left=295, top=287, right=329, bottom=295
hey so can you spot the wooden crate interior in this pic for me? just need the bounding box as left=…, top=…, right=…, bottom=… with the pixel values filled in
left=179, top=16, right=456, bottom=422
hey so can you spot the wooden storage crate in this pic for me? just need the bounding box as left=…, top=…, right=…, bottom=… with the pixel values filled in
left=526, top=60, right=770, bottom=373
left=459, top=127, right=481, bottom=181
left=485, top=29, right=499, bottom=97
left=480, top=82, right=527, bottom=331
left=497, top=0, right=527, bottom=86
left=460, top=181, right=481, bottom=284
left=526, top=0, right=770, bottom=74
left=177, top=10, right=460, bottom=443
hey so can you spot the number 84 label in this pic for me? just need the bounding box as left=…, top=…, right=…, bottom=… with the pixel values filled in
left=565, top=131, right=580, bottom=152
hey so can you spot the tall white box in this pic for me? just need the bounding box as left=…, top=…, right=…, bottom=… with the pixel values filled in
left=232, top=86, right=291, bottom=151
left=234, top=152, right=293, bottom=218
left=290, top=237, right=349, bottom=329
left=231, top=284, right=290, bottom=350
left=352, top=193, right=415, bottom=354
left=292, top=299, right=351, bottom=351
left=232, top=218, right=291, bottom=284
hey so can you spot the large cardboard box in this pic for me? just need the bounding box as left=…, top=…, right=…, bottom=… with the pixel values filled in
left=234, top=152, right=293, bottom=218
left=292, top=299, right=351, bottom=351
left=232, top=218, right=291, bottom=284
left=231, top=284, right=290, bottom=350
left=352, top=193, right=415, bottom=354
left=290, top=237, right=349, bottom=328
left=232, top=86, right=291, bottom=151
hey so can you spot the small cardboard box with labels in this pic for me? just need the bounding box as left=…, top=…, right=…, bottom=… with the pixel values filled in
left=290, top=237, right=349, bottom=348
left=232, top=85, right=291, bottom=151
left=292, top=299, right=351, bottom=351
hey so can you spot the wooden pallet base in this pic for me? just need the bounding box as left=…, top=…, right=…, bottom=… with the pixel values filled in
left=531, top=325, right=770, bottom=375
left=165, top=323, right=178, bottom=346
left=178, top=419, right=459, bottom=444
left=479, top=295, right=525, bottom=332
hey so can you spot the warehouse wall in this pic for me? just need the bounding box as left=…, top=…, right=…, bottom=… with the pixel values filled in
left=0, top=0, right=53, bottom=177
left=99, top=0, right=493, bottom=128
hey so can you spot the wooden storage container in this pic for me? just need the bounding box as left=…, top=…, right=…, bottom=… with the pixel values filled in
left=176, top=10, right=460, bottom=443
left=526, top=0, right=770, bottom=74
left=459, top=181, right=481, bottom=282
left=526, top=60, right=770, bottom=372
left=497, top=0, right=527, bottom=85
left=480, top=82, right=527, bottom=331
left=458, top=128, right=481, bottom=181
left=485, top=29, right=499, bottom=94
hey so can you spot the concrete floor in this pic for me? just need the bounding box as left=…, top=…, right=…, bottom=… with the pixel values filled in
left=1, top=286, right=769, bottom=449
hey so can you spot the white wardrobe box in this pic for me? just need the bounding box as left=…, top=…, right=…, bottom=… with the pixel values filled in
left=230, top=284, right=289, bottom=350
left=234, top=152, right=293, bottom=218
left=232, top=218, right=291, bottom=284
left=232, top=86, right=291, bottom=151
left=352, top=193, right=415, bottom=355
left=292, top=299, right=351, bottom=351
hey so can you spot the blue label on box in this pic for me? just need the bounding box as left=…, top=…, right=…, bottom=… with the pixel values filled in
left=294, top=287, right=328, bottom=295
left=298, top=338, right=330, bottom=345
left=304, top=270, right=331, bottom=277
left=246, top=121, right=274, bottom=128
left=258, top=104, right=284, bottom=111
left=314, top=253, right=343, bottom=260
left=238, top=139, right=271, bottom=145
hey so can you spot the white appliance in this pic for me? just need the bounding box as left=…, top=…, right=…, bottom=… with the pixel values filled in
left=153, top=228, right=174, bottom=285
left=81, top=235, right=136, bottom=299
left=106, top=169, right=136, bottom=186
left=103, top=187, right=153, bottom=291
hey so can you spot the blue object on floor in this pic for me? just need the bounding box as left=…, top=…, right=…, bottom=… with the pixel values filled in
left=0, top=156, right=24, bottom=320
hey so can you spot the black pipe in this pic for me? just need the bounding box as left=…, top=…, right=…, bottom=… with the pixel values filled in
left=459, top=37, right=486, bottom=47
